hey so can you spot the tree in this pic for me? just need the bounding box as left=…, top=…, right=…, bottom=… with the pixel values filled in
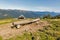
left=43, top=14, right=51, bottom=19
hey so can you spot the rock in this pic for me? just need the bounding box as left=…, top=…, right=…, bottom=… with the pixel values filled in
left=16, top=25, right=21, bottom=29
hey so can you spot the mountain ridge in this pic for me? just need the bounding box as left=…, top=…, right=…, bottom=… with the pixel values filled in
left=0, top=9, right=60, bottom=19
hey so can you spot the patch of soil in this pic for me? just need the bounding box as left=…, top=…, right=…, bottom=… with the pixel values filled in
left=0, top=20, right=49, bottom=40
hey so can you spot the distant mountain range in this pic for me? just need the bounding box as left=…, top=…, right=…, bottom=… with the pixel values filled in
left=0, top=9, right=60, bottom=19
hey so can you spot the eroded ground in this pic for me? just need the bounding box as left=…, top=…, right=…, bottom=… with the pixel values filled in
left=0, top=19, right=49, bottom=40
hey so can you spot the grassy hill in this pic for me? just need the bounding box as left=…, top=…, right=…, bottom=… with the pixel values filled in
left=0, top=19, right=60, bottom=40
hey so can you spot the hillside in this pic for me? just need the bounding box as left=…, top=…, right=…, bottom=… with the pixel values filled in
left=0, top=9, right=60, bottom=19
left=0, top=19, right=49, bottom=40
left=0, top=19, right=60, bottom=40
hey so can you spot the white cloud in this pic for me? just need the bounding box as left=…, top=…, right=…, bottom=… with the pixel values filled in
left=35, top=7, right=60, bottom=12
left=0, top=5, right=60, bottom=12
left=0, top=5, right=30, bottom=11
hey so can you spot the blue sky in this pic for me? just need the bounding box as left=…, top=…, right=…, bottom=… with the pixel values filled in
left=0, top=0, right=60, bottom=12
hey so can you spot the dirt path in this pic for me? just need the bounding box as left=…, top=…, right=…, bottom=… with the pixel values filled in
left=0, top=20, right=49, bottom=40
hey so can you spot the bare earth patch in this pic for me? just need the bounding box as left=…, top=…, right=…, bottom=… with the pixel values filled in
left=0, top=20, right=49, bottom=40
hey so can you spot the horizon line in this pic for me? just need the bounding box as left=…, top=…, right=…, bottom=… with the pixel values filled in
left=0, top=8, right=60, bottom=13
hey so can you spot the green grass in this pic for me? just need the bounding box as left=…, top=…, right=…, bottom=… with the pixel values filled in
left=7, top=31, right=56, bottom=40
left=0, top=18, right=18, bottom=25
left=0, top=36, right=3, bottom=40
left=43, top=19, right=60, bottom=40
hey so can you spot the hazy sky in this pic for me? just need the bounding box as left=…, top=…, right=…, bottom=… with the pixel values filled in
left=0, top=0, right=60, bottom=12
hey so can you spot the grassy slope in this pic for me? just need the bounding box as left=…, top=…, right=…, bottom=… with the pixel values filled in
left=0, top=19, right=60, bottom=40
left=0, top=18, right=18, bottom=25
left=6, top=19, right=60, bottom=40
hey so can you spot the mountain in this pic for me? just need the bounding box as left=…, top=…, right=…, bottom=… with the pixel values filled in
left=0, top=9, right=60, bottom=19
